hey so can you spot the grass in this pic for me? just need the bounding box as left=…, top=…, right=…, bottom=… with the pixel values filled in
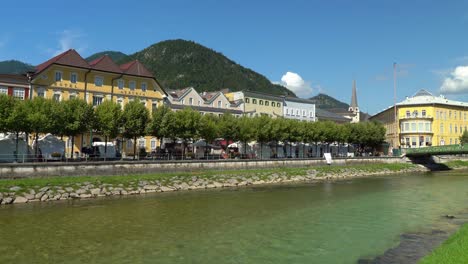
left=419, top=223, right=468, bottom=264
left=444, top=160, right=468, bottom=169
left=0, top=163, right=416, bottom=194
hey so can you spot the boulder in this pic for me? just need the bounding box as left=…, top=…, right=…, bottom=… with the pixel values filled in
left=24, top=193, right=35, bottom=200
left=9, top=186, right=21, bottom=192
left=144, top=185, right=159, bottom=190
left=90, top=188, right=101, bottom=196
left=160, top=186, right=174, bottom=192
left=13, top=196, right=28, bottom=204
left=80, top=194, right=92, bottom=199
left=40, top=194, right=49, bottom=202
left=2, top=197, right=14, bottom=204
left=65, top=187, right=74, bottom=192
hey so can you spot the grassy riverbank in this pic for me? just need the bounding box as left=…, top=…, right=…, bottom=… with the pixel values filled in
left=0, top=163, right=416, bottom=195
left=419, top=223, right=468, bottom=264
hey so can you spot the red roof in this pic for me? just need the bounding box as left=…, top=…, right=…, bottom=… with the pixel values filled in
left=89, top=55, right=122, bottom=73
left=119, top=60, right=153, bottom=78
left=35, top=49, right=89, bottom=74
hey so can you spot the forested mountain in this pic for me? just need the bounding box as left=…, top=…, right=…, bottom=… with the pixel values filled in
left=309, top=93, right=349, bottom=109
left=0, top=60, right=34, bottom=74
left=86, top=51, right=129, bottom=63
left=114, top=39, right=294, bottom=96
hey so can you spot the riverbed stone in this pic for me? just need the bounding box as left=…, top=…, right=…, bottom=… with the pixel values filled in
left=2, top=197, right=13, bottom=204
left=24, top=193, right=35, bottom=200
left=80, top=194, right=92, bottom=199
left=52, top=194, right=61, bottom=200
left=76, top=189, right=87, bottom=195
left=111, top=190, right=121, bottom=195
left=40, top=194, right=49, bottom=201
left=39, top=187, right=50, bottom=192
left=70, top=193, right=79, bottom=199
left=61, top=193, right=69, bottom=199
left=65, top=187, right=74, bottom=192
left=144, top=185, right=159, bottom=190
left=13, top=196, right=28, bottom=204
left=90, top=188, right=101, bottom=196
left=160, top=186, right=174, bottom=192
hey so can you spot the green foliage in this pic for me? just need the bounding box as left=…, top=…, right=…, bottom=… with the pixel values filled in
left=61, top=99, right=94, bottom=137
left=26, top=98, right=53, bottom=135
left=147, top=105, right=171, bottom=139
left=198, top=114, right=219, bottom=143
left=0, top=94, right=15, bottom=132
left=121, top=100, right=149, bottom=140
left=172, top=108, right=201, bottom=141
left=460, top=130, right=468, bottom=145
left=218, top=113, right=240, bottom=144
left=116, top=39, right=295, bottom=96
left=94, top=100, right=122, bottom=140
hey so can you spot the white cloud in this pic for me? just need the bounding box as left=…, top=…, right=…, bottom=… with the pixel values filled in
left=440, top=66, right=468, bottom=94
left=49, top=30, right=86, bottom=56
left=278, top=71, right=314, bottom=98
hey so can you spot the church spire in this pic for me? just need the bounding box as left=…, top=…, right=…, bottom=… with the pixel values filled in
left=350, top=80, right=358, bottom=109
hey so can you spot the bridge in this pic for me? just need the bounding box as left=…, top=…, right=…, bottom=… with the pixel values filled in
left=405, top=144, right=468, bottom=157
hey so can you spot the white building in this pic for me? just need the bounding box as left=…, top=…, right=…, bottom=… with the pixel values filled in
left=283, top=97, right=316, bottom=122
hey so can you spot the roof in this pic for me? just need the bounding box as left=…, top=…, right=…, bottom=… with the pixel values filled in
left=200, top=91, right=219, bottom=102
left=316, top=108, right=350, bottom=123
left=89, top=55, right=122, bottom=73
left=119, top=60, right=153, bottom=78
left=167, top=87, right=192, bottom=100
left=35, top=49, right=89, bottom=74
left=283, top=96, right=315, bottom=105
left=0, top=74, right=29, bottom=85
left=242, top=90, right=283, bottom=102
left=350, top=80, right=358, bottom=108
left=168, top=103, right=243, bottom=115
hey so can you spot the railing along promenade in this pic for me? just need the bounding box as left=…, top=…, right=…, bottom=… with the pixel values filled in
left=405, top=144, right=468, bottom=157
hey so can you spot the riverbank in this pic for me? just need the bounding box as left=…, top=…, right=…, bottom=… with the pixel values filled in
left=0, top=163, right=423, bottom=205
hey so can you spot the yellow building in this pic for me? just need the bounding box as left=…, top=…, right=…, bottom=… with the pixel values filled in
left=224, top=91, right=283, bottom=117
left=370, top=89, right=468, bottom=149
left=30, top=49, right=167, bottom=156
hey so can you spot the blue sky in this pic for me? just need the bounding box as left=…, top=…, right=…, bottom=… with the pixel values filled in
left=2, top=0, right=468, bottom=114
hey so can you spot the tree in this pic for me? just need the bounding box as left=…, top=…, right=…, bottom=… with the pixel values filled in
left=172, top=108, right=201, bottom=158
left=461, top=130, right=468, bottom=145
left=198, top=114, right=219, bottom=159
left=0, top=94, right=15, bottom=133
left=26, top=98, right=54, bottom=158
left=121, top=100, right=150, bottom=159
left=62, top=99, right=94, bottom=158
left=254, top=115, right=273, bottom=159
left=94, top=100, right=122, bottom=159
left=237, top=116, right=255, bottom=157
left=218, top=113, right=240, bottom=153
left=147, top=105, right=171, bottom=148
left=5, top=99, right=30, bottom=162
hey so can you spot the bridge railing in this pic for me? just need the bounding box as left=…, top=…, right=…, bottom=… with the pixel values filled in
left=405, top=144, right=468, bottom=156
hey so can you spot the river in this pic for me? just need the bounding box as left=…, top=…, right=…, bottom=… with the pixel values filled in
left=1, top=171, right=468, bottom=264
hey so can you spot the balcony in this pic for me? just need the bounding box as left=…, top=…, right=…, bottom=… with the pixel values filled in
left=399, top=114, right=433, bottom=121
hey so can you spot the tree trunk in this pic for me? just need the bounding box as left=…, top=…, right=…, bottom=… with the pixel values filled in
left=260, top=142, right=263, bottom=160
left=15, top=132, right=19, bottom=162
left=35, top=133, right=39, bottom=161
left=133, top=136, right=137, bottom=160
left=70, top=135, right=75, bottom=159
left=104, top=135, right=108, bottom=161
left=182, top=141, right=186, bottom=160
left=205, top=141, right=208, bottom=160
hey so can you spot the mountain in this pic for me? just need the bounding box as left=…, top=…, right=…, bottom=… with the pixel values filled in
left=0, top=60, right=34, bottom=74
left=112, top=39, right=294, bottom=96
left=86, top=51, right=129, bottom=63
left=309, top=93, right=349, bottom=109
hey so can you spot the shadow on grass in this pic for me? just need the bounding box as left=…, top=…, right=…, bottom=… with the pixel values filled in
left=407, top=156, right=451, bottom=171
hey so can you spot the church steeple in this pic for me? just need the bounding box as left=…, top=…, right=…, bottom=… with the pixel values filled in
left=349, top=80, right=360, bottom=123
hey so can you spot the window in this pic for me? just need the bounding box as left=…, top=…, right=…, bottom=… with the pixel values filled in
left=69, top=93, right=77, bottom=100
left=265, top=101, right=269, bottom=106
left=138, top=138, right=145, bottom=148
left=13, top=88, right=25, bottom=100
left=245, top=98, right=250, bottom=103
left=418, top=123, right=423, bottom=132
left=127, top=139, right=133, bottom=149
left=277, top=103, right=281, bottom=108
left=436, top=111, right=440, bottom=119
left=406, top=111, right=410, bottom=118
left=55, top=71, right=62, bottom=82
left=141, top=82, right=147, bottom=91
left=218, top=100, right=222, bottom=108
left=129, top=81, right=136, bottom=90
left=425, top=122, right=430, bottom=132
left=37, top=88, right=45, bottom=98
left=454, top=112, right=457, bottom=119
left=93, top=96, right=103, bottom=106
left=449, top=111, right=452, bottom=119
left=440, top=123, right=444, bottom=134
left=189, top=98, right=193, bottom=105
left=259, top=100, right=264, bottom=105
left=252, top=99, right=257, bottom=104
left=465, top=113, right=467, bottom=121
left=286, top=108, right=289, bottom=115
left=181, top=99, right=185, bottom=105
left=94, top=76, right=104, bottom=87
left=0, top=86, right=7, bottom=95
left=295, top=109, right=299, bottom=116
left=450, top=124, right=453, bottom=133
left=117, top=79, right=124, bottom=89
left=117, top=98, right=124, bottom=109
left=52, top=93, right=60, bottom=102
left=412, top=110, right=418, bottom=117
left=151, top=139, right=157, bottom=150
left=271, top=102, right=275, bottom=107
left=411, top=123, right=416, bottom=131
left=422, top=110, right=426, bottom=117
left=309, top=111, right=313, bottom=117
left=152, top=102, right=158, bottom=112
left=198, top=100, right=201, bottom=106
left=303, top=110, right=306, bottom=116
left=455, top=125, right=458, bottom=133
left=70, top=73, right=77, bottom=84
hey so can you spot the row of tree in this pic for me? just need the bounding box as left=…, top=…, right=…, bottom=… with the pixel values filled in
left=0, top=95, right=386, bottom=159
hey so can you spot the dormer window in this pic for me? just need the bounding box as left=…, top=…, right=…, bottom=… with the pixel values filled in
left=217, top=100, right=222, bottom=108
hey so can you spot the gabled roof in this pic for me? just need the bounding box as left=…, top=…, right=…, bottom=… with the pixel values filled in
left=35, top=49, right=89, bottom=74
left=89, top=55, right=122, bottom=73
left=119, top=60, right=153, bottom=78
left=167, top=87, right=192, bottom=100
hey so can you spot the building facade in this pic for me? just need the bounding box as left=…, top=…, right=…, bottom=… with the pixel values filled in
left=30, top=49, right=167, bottom=156
left=0, top=74, right=30, bottom=100
left=370, top=89, right=468, bottom=148
left=283, top=97, right=316, bottom=122
left=225, top=91, right=283, bottom=118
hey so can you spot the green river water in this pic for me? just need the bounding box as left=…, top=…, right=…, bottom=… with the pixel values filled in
left=1, top=171, right=468, bottom=264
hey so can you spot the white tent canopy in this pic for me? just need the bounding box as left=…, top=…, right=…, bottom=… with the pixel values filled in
left=32, top=134, right=65, bottom=160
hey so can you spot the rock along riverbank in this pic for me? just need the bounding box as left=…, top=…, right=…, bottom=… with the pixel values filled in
left=0, top=163, right=426, bottom=205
